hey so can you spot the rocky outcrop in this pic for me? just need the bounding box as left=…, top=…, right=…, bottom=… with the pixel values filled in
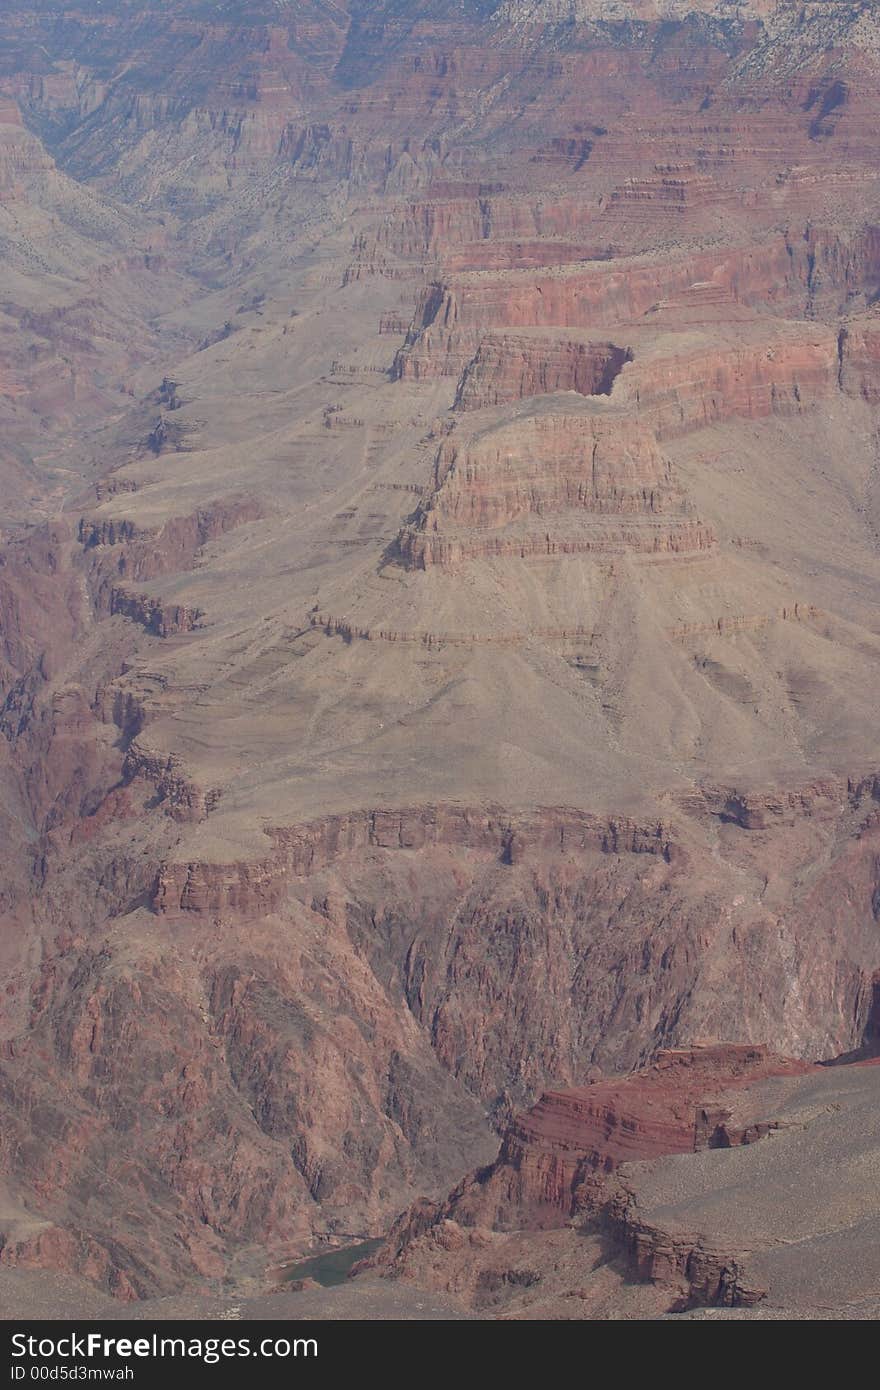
left=454, top=335, right=632, bottom=410
left=82, top=496, right=262, bottom=592
left=311, top=614, right=597, bottom=648
left=607, top=172, right=732, bottom=219
left=395, top=410, right=715, bottom=568
left=363, top=1042, right=821, bottom=1312
left=81, top=497, right=261, bottom=636
left=5, top=0, right=880, bottom=1318
left=695, top=774, right=857, bottom=830
left=840, top=318, right=880, bottom=401
left=605, top=1189, right=768, bottom=1309
left=154, top=856, right=284, bottom=917
left=401, top=1045, right=816, bottom=1234
left=667, top=604, right=822, bottom=644
left=121, top=744, right=221, bottom=824
left=615, top=328, right=841, bottom=437
left=395, top=227, right=880, bottom=381
left=108, top=589, right=203, bottom=638
left=361, top=1053, right=880, bottom=1317
left=154, top=803, right=675, bottom=918
left=0, top=1223, right=140, bottom=1303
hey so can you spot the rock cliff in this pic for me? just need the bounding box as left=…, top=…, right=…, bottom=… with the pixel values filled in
left=1, top=0, right=880, bottom=1314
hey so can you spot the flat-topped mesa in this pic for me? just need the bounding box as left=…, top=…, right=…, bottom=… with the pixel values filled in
left=454, top=334, right=633, bottom=410
left=395, top=411, right=716, bottom=569
left=418, top=413, right=677, bottom=526
left=153, top=804, right=675, bottom=918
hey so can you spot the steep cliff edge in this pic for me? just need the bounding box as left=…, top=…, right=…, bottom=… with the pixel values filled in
left=1, top=0, right=880, bottom=1315
left=364, top=1049, right=880, bottom=1316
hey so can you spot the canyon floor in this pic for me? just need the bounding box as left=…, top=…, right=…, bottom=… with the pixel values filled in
left=0, top=1, right=879, bottom=1320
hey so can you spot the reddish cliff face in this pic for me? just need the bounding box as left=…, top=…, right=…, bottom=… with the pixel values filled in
left=396, top=242, right=778, bottom=359
left=366, top=1048, right=880, bottom=1315
left=612, top=328, right=843, bottom=437
left=1, top=0, right=880, bottom=1314
left=366, top=193, right=602, bottom=263
left=421, top=1045, right=817, bottom=1231
left=415, top=413, right=676, bottom=526
left=454, top=335, right=633, bottom=410
left=395, top=227, right=880, bottom=381
left=395, top=409, right=716, bottom=568
left=154, top=804, right=675, bottom=917
left=355, top=1045, right=878, bottom=1317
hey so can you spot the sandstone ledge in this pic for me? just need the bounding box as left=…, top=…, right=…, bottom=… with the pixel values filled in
left=153, top=804, right=675, bottom=916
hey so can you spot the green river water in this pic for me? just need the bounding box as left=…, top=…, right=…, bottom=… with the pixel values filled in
left=283, top=1238, right=384, bottom=1287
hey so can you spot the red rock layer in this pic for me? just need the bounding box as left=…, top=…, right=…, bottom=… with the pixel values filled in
left=154, top=804, right=674, bottom=918
left=366, top=193, right=600, bottom=262
left=426, top=1045, right=816, bottom=1231
left=395, top=227, right=880, bottom=381
left=616, top=329, right=842, bottom=438
left=454, top=335, right=632, bottom=410
left=395, top=410, right=715, bottom=569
